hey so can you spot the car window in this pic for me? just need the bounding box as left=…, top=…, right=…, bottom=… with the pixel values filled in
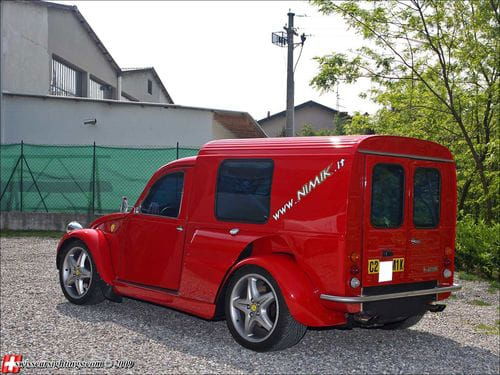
left=216, top=159, right=273, bottom=223
left=141, top=172, right=184, bottom=218
left=413, top=168, right=441, bottom=228
left=371, top=163, right=405, bottom=228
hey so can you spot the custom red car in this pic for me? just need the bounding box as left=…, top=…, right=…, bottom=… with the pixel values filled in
left=57, top=135, right=461, bottom=351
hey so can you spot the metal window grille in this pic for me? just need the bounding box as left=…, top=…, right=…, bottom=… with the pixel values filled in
left=89, top=78, right=112, bottom=99
left=50, top=59, right=82, bottom=97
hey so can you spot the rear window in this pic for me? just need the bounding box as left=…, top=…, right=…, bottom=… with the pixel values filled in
left=413, top=168, right=441, bottom=228
left=216, top=159, right=273, bottom=223
left=371, top=164, right=405, bottom=228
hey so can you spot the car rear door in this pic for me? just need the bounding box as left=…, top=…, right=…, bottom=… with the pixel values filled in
left=362, top=155, right=410, bottom=287
left=406, top=161, right=447, bottom=280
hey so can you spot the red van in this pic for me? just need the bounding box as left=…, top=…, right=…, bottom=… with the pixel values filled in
left=56, top=135, right=461, bottom=351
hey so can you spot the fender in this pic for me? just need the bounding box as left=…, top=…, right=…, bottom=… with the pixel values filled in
left=227, top=254, right=346, bottom=327
left=56, top=229, right=115, bottom=285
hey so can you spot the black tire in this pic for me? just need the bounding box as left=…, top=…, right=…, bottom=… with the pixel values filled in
left=225, top=265, right=307, bottom=352
left=58, top=240, right=105, bottom=305
left=382, top=314, right=425, bottom=330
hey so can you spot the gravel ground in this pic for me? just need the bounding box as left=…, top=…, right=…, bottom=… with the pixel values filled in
left=1, top=236, right=499, bottom=374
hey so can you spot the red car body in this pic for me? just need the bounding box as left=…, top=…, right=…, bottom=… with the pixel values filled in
left=56, top=135, right=460, bottom=329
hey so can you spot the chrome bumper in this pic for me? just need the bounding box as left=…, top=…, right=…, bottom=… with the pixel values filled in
left=320, top=283, right=462, bottom=303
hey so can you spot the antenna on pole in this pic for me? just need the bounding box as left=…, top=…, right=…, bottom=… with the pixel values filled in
left=271, top=11, right=306, bottom=137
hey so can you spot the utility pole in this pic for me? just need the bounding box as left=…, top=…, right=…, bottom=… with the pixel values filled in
left=285, top=12, right=296, bottom=137
left=272, top=12, right=306, bottom=137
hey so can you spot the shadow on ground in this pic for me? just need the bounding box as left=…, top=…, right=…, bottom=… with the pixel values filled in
left=57, top=298, right=499, bottom=374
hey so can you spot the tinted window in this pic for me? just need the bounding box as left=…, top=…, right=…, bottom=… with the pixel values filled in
left=141, top=172, right=184, bottom=217
left=413, top=168, right=441, bottom=228
left=216, top=159, right=273, bottom=223
left=371, top=164, right=405, bottom=228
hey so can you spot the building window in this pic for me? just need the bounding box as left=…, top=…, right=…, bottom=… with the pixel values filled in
left=147, top=79, right=153, bottom=95
left=89, top=77, right=112, bottom=100
left=215, top=159, right=274, bottom=223
left=50, top=58, right=82, bottom=97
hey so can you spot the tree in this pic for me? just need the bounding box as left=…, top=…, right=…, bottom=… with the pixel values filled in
left=311, top=0, right=499, bottom=222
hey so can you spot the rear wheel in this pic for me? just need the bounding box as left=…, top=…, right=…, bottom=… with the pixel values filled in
left=225, top=266, right=307, bottom=352
left=59, top=241, right=105, bottom=305
left=382, top=314, right=425, bottom=330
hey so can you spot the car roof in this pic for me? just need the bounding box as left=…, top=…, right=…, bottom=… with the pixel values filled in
left=199, top=135, right=454, bottom=162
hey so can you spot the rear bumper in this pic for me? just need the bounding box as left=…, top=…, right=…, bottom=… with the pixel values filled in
left=320, top=283, right=462, bottom=303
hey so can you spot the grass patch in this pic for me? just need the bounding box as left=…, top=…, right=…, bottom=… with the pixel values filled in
left=0, top=230, right=63, bottom=239
left=488, top=279, right=500, bottom=293
left=476, top=322, right=500, bottom=335
left=458, top=271, right=482, bottom=281
left=468, top=299, right=492, bottom=306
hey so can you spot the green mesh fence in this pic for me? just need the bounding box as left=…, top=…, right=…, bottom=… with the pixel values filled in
left=0, top=143, right=199, bottom=214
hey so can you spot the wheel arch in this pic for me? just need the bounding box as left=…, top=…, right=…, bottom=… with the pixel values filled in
left=216, top=253, right=345, bottom=327
left=56, top=229, right=115, bottom=285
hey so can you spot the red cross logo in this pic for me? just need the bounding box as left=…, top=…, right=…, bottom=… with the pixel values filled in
left=1, top=355, right=22, bottom=373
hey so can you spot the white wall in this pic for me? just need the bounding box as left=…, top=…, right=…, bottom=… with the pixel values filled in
left=122, top=70, right=171, bottom=104
left=1, top=1, right=51, bottom=95
left=260, top=106, right=341, bottom=137
left=2, top=94, right=215, bottom=147
left=47, top=7, right=118, bottom=89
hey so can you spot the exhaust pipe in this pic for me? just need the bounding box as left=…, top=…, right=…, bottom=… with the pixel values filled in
left=353, top=313, right=377, bottom=324
left=427, top=303, right=446, bottom=313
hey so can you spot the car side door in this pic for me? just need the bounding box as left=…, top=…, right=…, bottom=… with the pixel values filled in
left=119, top=168, right=187, bottom=291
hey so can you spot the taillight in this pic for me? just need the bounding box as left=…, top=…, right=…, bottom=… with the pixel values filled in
left=350, top=252, right=360, bottom=262
left=444, top=258, right=452, bottom=267
left=349, top=252, right=361, bottom=288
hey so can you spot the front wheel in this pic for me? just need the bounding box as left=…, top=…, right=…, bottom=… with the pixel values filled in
left=59, top=240, right=105, bottom=305
left=225, top=266, right=307, bottom=352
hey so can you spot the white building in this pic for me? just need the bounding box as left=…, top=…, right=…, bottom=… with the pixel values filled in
left=0, top=0, right=265, bottom=146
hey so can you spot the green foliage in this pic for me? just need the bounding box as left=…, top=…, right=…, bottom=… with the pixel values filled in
left=455, top=217, right=500, bottom=279
left=311, top=0, right=499, bottom=223
left=298, top=113, right=350, bottom=136
left=476, top=322, right=500, bottom=335
left=468, top=299, right=492, bottom=306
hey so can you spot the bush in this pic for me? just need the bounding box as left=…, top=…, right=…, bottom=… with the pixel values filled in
left=455, top=217, right=500, bottom=280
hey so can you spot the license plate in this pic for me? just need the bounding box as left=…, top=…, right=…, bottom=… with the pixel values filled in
left=368, top=258, right=405, bottom=274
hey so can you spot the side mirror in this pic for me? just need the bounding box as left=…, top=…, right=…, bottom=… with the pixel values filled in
left=120, top=196, right=129, bottom=213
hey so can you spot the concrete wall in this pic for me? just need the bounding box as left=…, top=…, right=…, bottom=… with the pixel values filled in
left=47, top=7, right=118, bottom=91
left=1, top=1, right=118, bottom=97
left=2, top=94, right=216, bottom=147
left=122, top=71, right=171, bottom=104
left=260, top=106, right=340, bottom=137
left=1, top=1, right=51, bottom=95
left=1, top=211, right=100, bottom=231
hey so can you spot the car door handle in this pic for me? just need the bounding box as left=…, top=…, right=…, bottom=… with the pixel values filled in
left=229, top=228, right=240, bottom=236
left=176, top=226, right=184, bottom=232
left=410, top=238, right=421, bottom=245
left=382, top=249, right=393, bottom=257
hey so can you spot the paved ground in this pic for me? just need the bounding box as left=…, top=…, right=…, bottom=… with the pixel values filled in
left=1, top=237, right=499, bottom=374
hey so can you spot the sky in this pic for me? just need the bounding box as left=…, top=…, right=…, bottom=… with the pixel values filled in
left=64, top=0, right=378, bottom=120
